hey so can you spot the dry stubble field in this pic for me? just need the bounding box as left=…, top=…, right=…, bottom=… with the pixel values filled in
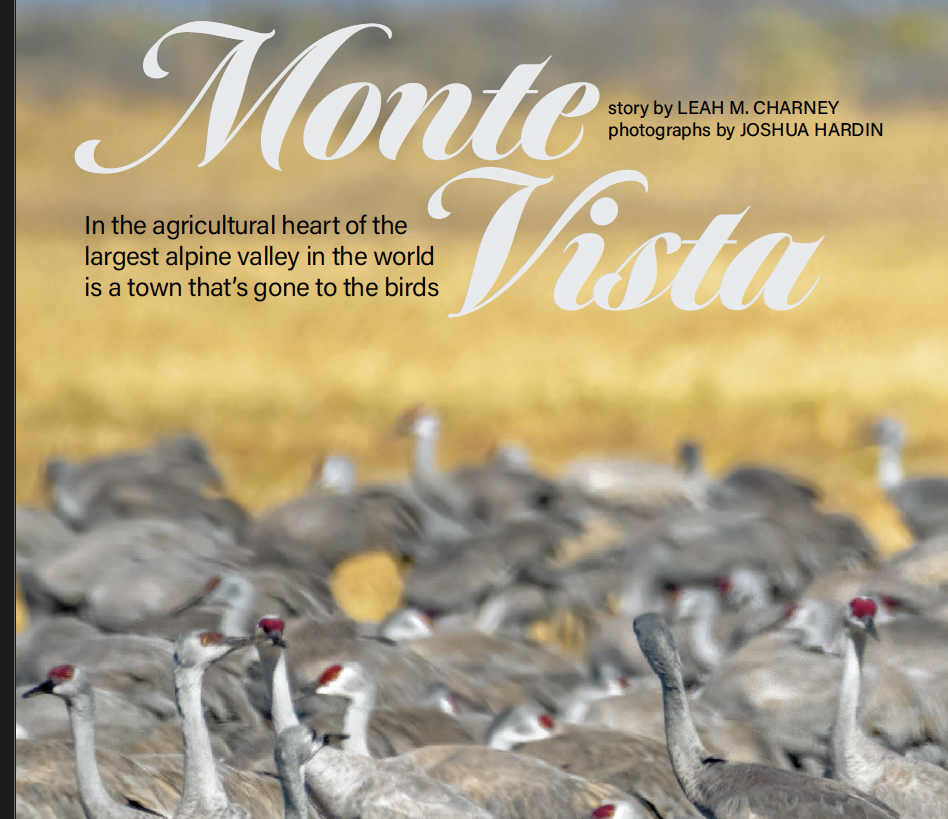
left=16, top=96, right=948, bottom=582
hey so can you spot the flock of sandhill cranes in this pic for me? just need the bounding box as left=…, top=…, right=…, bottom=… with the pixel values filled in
left=15, top=406, right=948, bottom=818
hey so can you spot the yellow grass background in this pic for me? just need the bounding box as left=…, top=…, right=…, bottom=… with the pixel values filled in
left=16, top=92, right=948, bottom=574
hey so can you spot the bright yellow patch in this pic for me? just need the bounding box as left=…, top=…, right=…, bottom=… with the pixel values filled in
left=330, top=551, right=405, bottom=623
left=16, top=577, right=29, bottom=636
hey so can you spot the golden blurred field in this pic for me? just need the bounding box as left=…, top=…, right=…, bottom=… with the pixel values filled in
left=16, top=88, right=948, bottom=561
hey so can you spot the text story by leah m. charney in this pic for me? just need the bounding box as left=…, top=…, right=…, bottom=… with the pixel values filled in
left=75, top=21, right=823, bottom=317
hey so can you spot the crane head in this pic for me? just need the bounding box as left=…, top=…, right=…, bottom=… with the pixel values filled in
left=23, top=664, right=90, bottom=702
left=395, top=403, right=439, bottom=438
left=847, top=597, right=880, bottom=640
left=173, top=630, right=256, bottom=668
left=257, top=616, right=287, bottom=648
left=314, top=662, right=370, bottom=700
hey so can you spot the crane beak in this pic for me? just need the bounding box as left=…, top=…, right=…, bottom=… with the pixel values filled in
left=255, top=630, right=287, bottom=649
left=865, top=617, right=880, bottom=640
left=223, top=635, right=257, bottom=651
left=202, top=634, right=258, bottom=659
left=22, top=679, right=56, bottom=698
left=168, top=586, right=214, bottom=618
left=316, top=732, right=350, bottom=753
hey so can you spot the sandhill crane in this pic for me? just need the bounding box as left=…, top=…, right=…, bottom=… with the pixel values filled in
left=64, top=475, right=248, bottom=542
left=518, top=727, right=698, bottom=818
left=376, top=607, right=436, bottom=641
left=397, top=744, right=644, bottom=819
left=171, top=630, right=268, bottom=819
left=562, top=447, right=706, bottom=519
left=833, top=596, right=948, bottom=817
left=680, top=439, right=823, bottom=512
left=315, top=661, right=376, bottom=756
left=868, top=417, right=948, bottom=540
left=22, top=665, right=179, bottom=818
left=632, top=612, right=899, bottom=819
left=559, top=502, right=876, bottom=628
left=18, top=614, right=263, bottom=733
left=398, top=623, right=585, bottom=713
left=248, top=460, right=426, bottom=575
left=16, top=736, right=182, bottom=819
left=716, top=465, right=822, bottom=510
left=255, top=619, right=497, bottom=818
left=306, top=657, right=636, bottom=817
left=44, top=433, right=224, bottom=531
left=702, top=592, right=948, bottom=773
left=167, top=574, right=260, bottom=637
left=314, top=660, right=475, bottom=756
left=484, top=704, right=556, bottom=749
left=397, top=403, right=574, bottom=531
left=402, top=517, right=569, bottom=618
left=28, top=518, right=244, bottom=633
left=557, top=660, right=630, bottom=725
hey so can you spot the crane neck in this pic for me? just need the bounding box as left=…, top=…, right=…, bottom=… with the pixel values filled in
left=685, top=595, right=723, bottom=673
left=175, top=664, right=229, bottom=812
left=219, top=583, right=256, bottom=637
left=410, top=425, right=471, bottom=525
left=342, top=682, right=376, bottom=757
left=280, top=761, right=310, bottom=819
left=260, top=644, right=300, bottom=734
left=617, top=571, right=651, bottom=617
left=412, top=422, right=441, bottom=482
left=832, top=628, right=883, bottom=790
left=878, top=442, right=904, bottom=491
left=475, top=588, right=514, bottom=634
left=658, top=671, right=713, bottom=806
left=67, top=692, right=130, bottom=819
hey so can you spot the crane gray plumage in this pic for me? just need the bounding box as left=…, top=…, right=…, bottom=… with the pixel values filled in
left=249, top=456, right=426, bottom=574
left=680, top=439, right=823, bottom=512
left=633, top=612, right=899, bottom=819
left=702, top=598, right=948, bottom=771
left=17, top=615, right=261, bottom=730
left=583, top=675, right=780, bottom=767
left=563, top=448, right=706, bottom=518
left=397, top=743, right=646, bottom=819
left=516, top=727, right=699, bottom=818
left=257, top=619, right=497, bottom=818
left=402, top=517, right=569, bottom=615
left=869, top=417, right=948, bottom=540
left=171, top=630, right=274, bottom=819
left=832, top=597, right=948, bottom=818
left=21, top=665, right=178, bottom=818
left=28, top=519, right=245, bottom=632
left=44, top=433, right=224, bottom=531
left=273, top=725, right=320, bottom=819
left=313, top=659, right=475, bottom=757
left=483, top=703, right=556, bottom=750
left=879, top=532, right=948, bottom=589
left=398, top=403, right=577, bottom=532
